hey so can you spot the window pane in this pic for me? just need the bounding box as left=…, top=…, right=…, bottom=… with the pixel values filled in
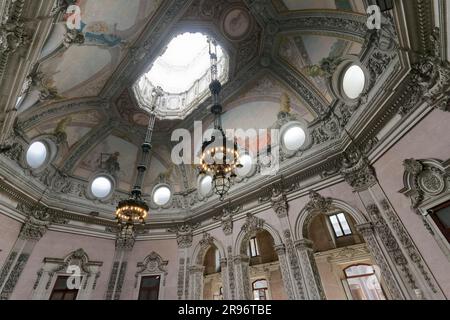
left=329, top=215, right=343, bottom=237
left=215, top=249, right=221, bottom=272
left=254, top=238, right=259, bottom=256
left=139, top=276, right=160, bottom=300
left=436, top=207, right=450, bottom=228
left=249, top=238, right=259, bottom=257
left=50, top=276, right=79, bottom=300
left=53, top=276, right=69, bottom=289
left=49, top=292, right=64, bottom=300
left=337, top=213, right=352, bottom=235
left=347, top=275, right=385, bottom=300
left=63, top=291, right=78, bottom=300
left=253, top=280, right=268, bottom=289
left=345, top=265, right=374, bottom=277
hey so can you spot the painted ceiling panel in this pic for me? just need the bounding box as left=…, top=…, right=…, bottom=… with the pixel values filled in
left=78, top=134, right=139, bottom=188
left=279, top=34, right=363, bottom=103
left=227, top=75, right=316, bottom=122
left=277, top=0, right=365, bottom=13
left=34, top=0, right=163, bottom=101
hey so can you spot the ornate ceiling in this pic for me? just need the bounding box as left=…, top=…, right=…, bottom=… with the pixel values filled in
left=0, top=0, right=448, bottom=233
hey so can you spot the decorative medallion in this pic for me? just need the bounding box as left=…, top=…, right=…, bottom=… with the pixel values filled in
left=221, top=7, right=252, bottom=41
left=418, top=170, right=445, bottom=195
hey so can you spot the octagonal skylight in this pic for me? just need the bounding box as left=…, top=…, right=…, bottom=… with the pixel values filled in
left=133, top=32, right=229, bottom=120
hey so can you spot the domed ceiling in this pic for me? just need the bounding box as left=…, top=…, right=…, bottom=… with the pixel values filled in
left=1, top=0, right=411, bottom=228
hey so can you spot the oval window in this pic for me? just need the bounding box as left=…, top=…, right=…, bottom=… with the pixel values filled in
left=153, top=186, right=172, bottom=206
left=236, top=154, right=253, bottom=177
left=342, top=65, right=365, bottom=99
left=90, top=176, right=113, bottom=199
left=282, top=126, right=306, bottom=151
left=199, top=175, right=213, bottom=197
left=26, top=141, right=48, bottom=169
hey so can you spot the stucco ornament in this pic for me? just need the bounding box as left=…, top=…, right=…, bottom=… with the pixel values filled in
left=400, top=158, right=448, bottom=208
left=270, top=187, right=288, bottom=218
left=168, top=223, right=200, bottom=249
left=304, top=190, right=333, bottom=213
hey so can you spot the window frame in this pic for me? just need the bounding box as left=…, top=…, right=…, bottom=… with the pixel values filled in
left=343, top=264, right=386, bottom=300
left=138, top=275, right=161, bottom=300
left=328, top=213, right=353, bottom=238
left=252, top=279, right=269, bottom=300
left=427, top=199, right=450, bottom=243
left=248, top=236, right=260, bottom=257
left=49, top=275, right=81, bottom=301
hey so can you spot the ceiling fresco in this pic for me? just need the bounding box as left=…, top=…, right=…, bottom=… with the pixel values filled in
left=226, top=74, right=316, bottom=122
left=272, top=0, right=366, bottom=13
left=5, top=0, right=399, bottom=218
left=24, top=0, right=163, bottom=105
left=76, top=133, right=139, bottom=189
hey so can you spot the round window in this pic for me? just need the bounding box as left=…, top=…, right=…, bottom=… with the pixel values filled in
left=199, top=175, right=213, bottom=197
left=26, top=141, right=48, bottom=169
left=90, top=176, right=113, bottom=199
left=282, top=126, right=306, bottom=151
left=153, top=186, right=172, bottom=206
left=342, top=65, right=365, bottom=99
left=236, top=154, right=253, bottom=177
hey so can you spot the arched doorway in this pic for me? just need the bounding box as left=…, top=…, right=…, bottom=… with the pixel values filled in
left=306, top=211, right=387, bottom=300
left=202, top=245, right=223, bottom=300
left=242, top=229, right=288, bottom=300
left=189, top=233, right=227, bottom=300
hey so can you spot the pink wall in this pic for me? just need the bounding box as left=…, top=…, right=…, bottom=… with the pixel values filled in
left=374, top=109, right=450, bottom=297
left=0, top=213, right=21, bottom=267
left=10, top=230, right=115, bottom=300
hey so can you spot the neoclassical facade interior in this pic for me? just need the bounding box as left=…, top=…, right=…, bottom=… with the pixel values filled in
left=0, top=0, right=449, bottom=301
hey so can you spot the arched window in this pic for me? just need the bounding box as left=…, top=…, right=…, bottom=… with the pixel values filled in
left=252, top=279, right=269, bottom=300
left=344, top=265, right=385, bottom=300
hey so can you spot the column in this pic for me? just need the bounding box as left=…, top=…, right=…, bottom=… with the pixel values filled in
left=213, top=208, right=237, bottom=300
left=340, top=151, right=444, bottom=299
left=170, top=223, right=196, bottom=300
left=188, top=265, right=204, bottom=300
left=356, top=222, right=405, bottom=300
left=105, top=226, right=135, bottom=300
left=0, top=203, right=57, bottom=299
left=233, top=255, right=251, bottom=300
left=271, top=188, right=321, bottom=300
left=294, top=239, right=326, bottom=300
left=219, top=258, right=230, bottom=300
left=273, top=244, right=295, bottom=300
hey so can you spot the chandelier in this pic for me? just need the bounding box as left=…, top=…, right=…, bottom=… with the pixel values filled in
left=199, top=39, right=241, bottom=200
left=115, top=88, right=163, bottom=227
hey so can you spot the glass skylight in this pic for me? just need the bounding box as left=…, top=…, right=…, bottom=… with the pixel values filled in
left=145, top=32, right=224, bottom=94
